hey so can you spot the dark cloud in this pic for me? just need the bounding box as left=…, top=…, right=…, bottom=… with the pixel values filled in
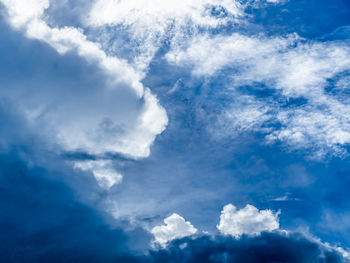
left=144, top=233, right=344, bottom=263
left=0, top=101, right=143, bottom=262
left=0, top=144, right=129, bottom=263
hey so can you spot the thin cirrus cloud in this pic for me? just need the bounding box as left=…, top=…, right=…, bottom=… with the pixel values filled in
left=86, top=0, right=245, bottom=72
left=0, top=0, right=168, bottom=158
left=81, top=0, right=350, bottom=159
left=167, top=32, right=350, bottom=158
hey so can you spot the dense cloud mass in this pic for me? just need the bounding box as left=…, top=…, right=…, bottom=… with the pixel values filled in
left=0, top=154, right=128, bottom=262
left=143, top=233, right=345, bottom=263
left=0, top=105, right=128, bottom=262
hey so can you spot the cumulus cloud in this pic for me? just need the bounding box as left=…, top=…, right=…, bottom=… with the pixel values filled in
left=217, top=204, right=280, bottom=238
left=151, top=213, right=198, bottom=247
left=0, top=122, right=131, bottom=262
left=0, top=0, right=168, bottom=186
left=0, top=0, right=167, bottom=160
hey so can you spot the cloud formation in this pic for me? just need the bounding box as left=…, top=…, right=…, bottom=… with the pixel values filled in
left=1, top=1, right=350, bottom=262
left=86, top=0, right=245, bottom=71
left=145, top=232, right=346, bottom=263
left=0, top=100, right=347, bottom=261
left=151, top=213, right=198, bottom=247
left=217, top=204, right=280, bottom=238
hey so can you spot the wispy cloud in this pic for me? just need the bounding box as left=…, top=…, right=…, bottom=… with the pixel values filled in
left=167, top=32, right=350, bottom=158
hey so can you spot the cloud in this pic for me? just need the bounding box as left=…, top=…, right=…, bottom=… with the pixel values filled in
left=0, top=111, right=130, bottom=262
left=151, top=213, right=198, bottom=247
left=74, top=160, right=122, bottom=189
left=0, top=0, right=168, bottom=160
left=212, top=95, right=273, bottom=138
left=217, top=204, right=280, bottom=238
left=0, top=101, right=347, bottom=262
left=166, top=32, right=350, bottom=158
left=0, top=0, right=169, bottom=188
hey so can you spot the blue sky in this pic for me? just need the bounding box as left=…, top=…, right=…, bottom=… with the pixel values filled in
left=1, top=0, right=350, bottom=262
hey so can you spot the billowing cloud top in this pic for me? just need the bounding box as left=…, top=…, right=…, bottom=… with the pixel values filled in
left=217, top=204, right=280, bottom=238
left=151, top=213, right=198, bottom=247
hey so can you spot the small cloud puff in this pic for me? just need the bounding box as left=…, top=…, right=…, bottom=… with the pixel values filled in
left=217, top=204, right=280, bottom=238
left=0, top=0, right=168, bottom=159
left=151, top=213, right=198, bottom=247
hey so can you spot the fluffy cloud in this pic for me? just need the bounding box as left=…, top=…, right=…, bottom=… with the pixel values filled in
left=217, top=204, right=280, bottom=238
left=86, top=0, right=245, bottom=71
left=0, top=0, right=167, bottom=159
left=151, top=213, right=198, bottom=247
left=88, top=0, right=244, bottom=27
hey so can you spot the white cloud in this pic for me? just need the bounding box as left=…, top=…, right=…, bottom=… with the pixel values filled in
left=86, top=0, right=245, bottom=71
left=166, top=33, right=350, bottom=99
left=0, top=0, right=49, bottom=28
left=166, top=33, right=297, bottom=77
left=74, top=160, right=122, bottom=189
left=151, top=213, right=198, bottom=247
left=266, top=102, right=350, bottom=158
left=167, top=32, right=350, bottom=158
left=212, top=95, right=273, bottom=138
left=0, top=0, right=168, bottom=159
left=87, top=0, right=244, bottom=30
left=217, top=204, right=280, bottom=238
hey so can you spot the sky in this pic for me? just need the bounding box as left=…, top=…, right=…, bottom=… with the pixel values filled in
left=1, top=0, right=350, bottom=262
